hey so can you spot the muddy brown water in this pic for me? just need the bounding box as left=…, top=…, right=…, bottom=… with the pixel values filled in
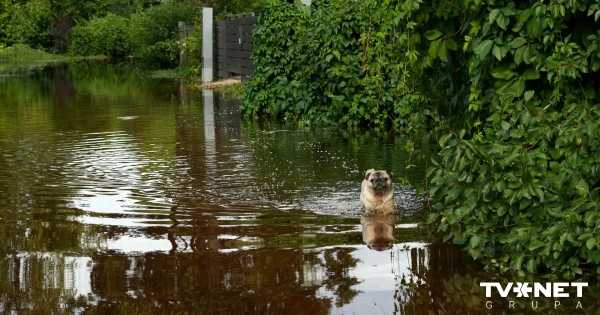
left=0, top=62, right=598, bottom=314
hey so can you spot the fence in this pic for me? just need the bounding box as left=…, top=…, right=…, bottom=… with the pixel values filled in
left=215, top=14, right=256, bottom=81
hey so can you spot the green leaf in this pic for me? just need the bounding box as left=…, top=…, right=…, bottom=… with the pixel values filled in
left=470, top=235, right=481, bottom=248
left=498, top=78, right=525, bottom=96
left=576, top=179, right=589, bottom=196
left=509, top=37, right=527, bottom=49
left=439, top=134, right=453, bottom=147
left=522, top=69, right=540, bottom=81
left=492, top=44, right=509, bottom=61
left=587, top=238, right=596, bottom=250
left=489, top=9, right=500, bottom=23
left=425, top=29, right=444, bottom=41
left=446, top=38, right=458, bottom=51
left=438, top=41, right=448, bottom=61
left=474, top=39, right=494, bottom=59
left=428, top=39, right=440, bottom=60
left=528, top=239, right=545, bottom=251
left=491, top=66, right=515, bottom=80
left=524, top=90, right=534, bottom=101
left=527, top=258, right=536, bottom=273
left=514, top=46, right=526, bottom=65
left=496, top=14, right=510, bottom=30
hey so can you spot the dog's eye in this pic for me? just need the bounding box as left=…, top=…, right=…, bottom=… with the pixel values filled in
left=370, top=179, right=374, bottom=183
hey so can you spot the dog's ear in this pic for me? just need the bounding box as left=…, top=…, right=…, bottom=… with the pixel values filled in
left=388, top=171, right=393, bottom=180
left=364, top=169, right=375, bottom=180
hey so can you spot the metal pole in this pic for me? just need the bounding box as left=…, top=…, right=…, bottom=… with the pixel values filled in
left=202, top=7, right=214, bottom=83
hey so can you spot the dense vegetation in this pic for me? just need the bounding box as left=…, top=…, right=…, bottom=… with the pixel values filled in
left=244, top=0, right=600, bottom=278
left=243, top=1, right=443, bottom=133
left=69, top=2, right=198, bottom=67
left=427, top=0, right=600, bottom=279
left=0, top=0, right=271, bottom=68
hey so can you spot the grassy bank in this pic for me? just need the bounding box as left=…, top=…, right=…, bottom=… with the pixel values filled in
left=0, top=44, right=102, bottom=74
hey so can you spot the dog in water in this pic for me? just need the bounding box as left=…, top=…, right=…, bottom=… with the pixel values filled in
left=360, top=169, right=395, bottom=215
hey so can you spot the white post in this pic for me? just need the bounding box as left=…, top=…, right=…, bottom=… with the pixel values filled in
left=202, top=7, right=214, bottom=83
left=203, top=89, right=216, bottom=170
left=203, top=89, right=215, bottom=145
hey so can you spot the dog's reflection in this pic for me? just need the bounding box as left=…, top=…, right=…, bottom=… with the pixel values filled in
left=361, top=214, right=396, bottom=251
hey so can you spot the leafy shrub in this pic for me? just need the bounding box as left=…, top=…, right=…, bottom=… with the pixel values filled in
left=69, top=1, right=198, bottom=66
left=242, top=4, right=314, bottom=121
left=0, top=0, right=52, bottom=48
left=128, top=1, right=198, bottom=67
left=177, top=25, right=203, bottom=75
left=243, top=0, right=447, bottom=132
left=133, top=40, right=180, bottom=68
left=427, top=0, right=600, bottom=278
left=429, top=100, right=600, bottom=278
left=69, top=13, right=130, bottom=58
left=204, top=0, right=275, bottom=18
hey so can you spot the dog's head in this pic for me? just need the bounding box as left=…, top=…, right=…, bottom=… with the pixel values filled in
left=363, top=169, right=393, bottom=196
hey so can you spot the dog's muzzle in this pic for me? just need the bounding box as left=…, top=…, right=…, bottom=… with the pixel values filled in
left=372, top=178, right=388, bottom=191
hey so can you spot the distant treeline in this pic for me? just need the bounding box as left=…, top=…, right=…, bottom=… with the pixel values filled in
left=0, top=0, right=272, bottom=67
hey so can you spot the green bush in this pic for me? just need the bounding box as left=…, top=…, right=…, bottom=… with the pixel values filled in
left=426, top=0, right=600, bottom=278
left=128, top=1, right=198, bottom=67
left=69, top=1, right=198, bottom=66
left=0, top=0, right=52, bottom=48
left=69, top=13, right=130, bottom=58
left=429, top=100, right=600, bottom=278
left=243, top=1, right=448, bottom=133
left=133, top=40, right=180, bottom=67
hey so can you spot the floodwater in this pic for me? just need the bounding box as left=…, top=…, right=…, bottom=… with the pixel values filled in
left=0, top=63, right=598, bottom=314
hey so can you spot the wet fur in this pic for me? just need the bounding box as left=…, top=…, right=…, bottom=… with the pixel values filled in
left=360, top=169, right=395, bottom=215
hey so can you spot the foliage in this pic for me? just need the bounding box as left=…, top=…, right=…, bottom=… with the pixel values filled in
left=69, top=13, right=130, bottom=58
left=0, top=0, right=52, bottom=48
left=425, top=0, right=600, bottom=278
left=204, top=0, right=276, bottom=18
left=180, top=25, right=202, bottom=72
left=68, top=1, right=198, bottom=67
left=430, top=101, right=600, bottom=278
left=214, top=82, right=244, bottom=101
left=247, top=0, right=600, bottom=277
left=1, top=0, right=271, bottom=66
left=0, top=0, right=150, bottom=51
left=128, top=1, right=198, bottom=67
left=243, top=0, right=452, bottom=133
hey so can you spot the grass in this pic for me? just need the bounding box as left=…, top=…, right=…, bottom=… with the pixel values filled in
left=149, top=68, right=191, bottom=79
left=149, top=66, right=244, bottom=101
left=148, top=66, right=201, bottom=80
left=0, top=44, right=103, bottom=74
left=213, top=81, right=244, bottom=100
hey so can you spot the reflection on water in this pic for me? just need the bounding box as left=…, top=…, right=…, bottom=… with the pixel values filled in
left=361, top=214, right=395, bottom=251
left=0, top=62, right=597, bottom=314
